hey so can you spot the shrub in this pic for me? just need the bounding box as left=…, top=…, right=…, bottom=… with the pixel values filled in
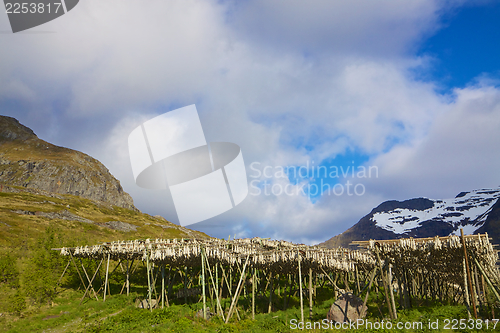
left=22, top=226, right=65, bottom=305
left=0, top=252, right=19, bottom=287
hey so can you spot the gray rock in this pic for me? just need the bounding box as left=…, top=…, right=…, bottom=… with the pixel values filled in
left=195, top=307, right=213, bottom=320
left=135, top=298, right=157, bottom=309
left=0, top=116, right=137, bottom=210
left=326, top=292, right=367, bottom=323
left=12, top=209, right=94, bottom=224
left=0, top=116, right=36, bottom=141
left=103, top=221, right=137, bottom=232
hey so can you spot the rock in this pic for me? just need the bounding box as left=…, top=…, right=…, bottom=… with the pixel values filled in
left=0, top=116, right=137, bottom=210
left=135, top=298, right=157, bottom=309
left=103, top=221, right=137, bottom=232
left=326, top=292, right=366, bottom=323
left=0, top=116, right=36, bottom=141
left=194, top=307, right=213, bottom=320
left=12, top=209, right=94, bottom=224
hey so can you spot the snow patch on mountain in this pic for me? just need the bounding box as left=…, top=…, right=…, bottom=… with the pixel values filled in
left=372, top=188, right=500, bottom=235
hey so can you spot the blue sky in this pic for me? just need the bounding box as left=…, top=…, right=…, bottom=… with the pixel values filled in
left=1, top=0, right=500, bottom=244
left=417, top=1, right=500, bottom=90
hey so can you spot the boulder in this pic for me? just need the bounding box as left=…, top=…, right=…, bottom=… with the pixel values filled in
left=327, top=292, right=366, bottom=323
left=194, top=307, right=214, bottom=320
left=135, top=298, right=157, bottom=309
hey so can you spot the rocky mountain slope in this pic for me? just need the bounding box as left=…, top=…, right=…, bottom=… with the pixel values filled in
left=0, top=116, right=135, bottom=209
left=0, top=115, right=209, bottom=246
left=320, top=187, right=500, bottom=248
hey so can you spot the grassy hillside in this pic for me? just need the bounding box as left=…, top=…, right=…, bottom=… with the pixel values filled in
left=0, top=186, right=207, bottom=247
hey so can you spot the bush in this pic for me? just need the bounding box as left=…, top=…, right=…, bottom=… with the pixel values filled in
left=0, top=252, right=19, bottom=287
left=8, top=289, right=26, bottom=315
left=22, top=226, right=66, bottom=305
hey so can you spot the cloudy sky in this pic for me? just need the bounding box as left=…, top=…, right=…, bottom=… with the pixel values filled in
left=1, top=0, right=500, bottom=244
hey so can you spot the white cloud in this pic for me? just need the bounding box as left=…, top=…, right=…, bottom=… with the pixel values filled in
left=366, top=83, right=500, bottom=201
left=229, top=0, right=444, bottom=56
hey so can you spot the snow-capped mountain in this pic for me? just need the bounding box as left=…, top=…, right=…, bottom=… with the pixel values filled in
left=319, top=187, right=500, bottom=249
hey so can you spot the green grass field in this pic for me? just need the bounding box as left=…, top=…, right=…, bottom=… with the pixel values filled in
left=0, top=279, right=489, bottom=333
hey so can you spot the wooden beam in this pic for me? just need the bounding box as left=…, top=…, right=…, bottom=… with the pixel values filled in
left=79, top=258, right=104, bottom=305
left=201, top=247, right=207, bottom=320
left=298, top=250, right=304, bottom=324
left=461, top=228, right=477, bottom=319
left=204, top=250, right=225, bottom=322
left=252, top=268, right=256, bottom=320
left=104, top=253, right=110, bottom=302
left=309, top=268, right=313, bottom=319
left=226, top=255, right=250, bottom=323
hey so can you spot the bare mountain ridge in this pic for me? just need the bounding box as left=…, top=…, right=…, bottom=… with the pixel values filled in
left=0, top=115, right=135, bottom=210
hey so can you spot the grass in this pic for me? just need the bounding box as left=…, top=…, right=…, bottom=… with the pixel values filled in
left=0, top=188, right=209, bottom=331
left=0, top=282, right=492, bottom=332
left=0, top=190, right=208, bottom=248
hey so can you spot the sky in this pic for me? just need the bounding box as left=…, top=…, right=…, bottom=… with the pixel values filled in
left=1, top=0, right=500, bottom=245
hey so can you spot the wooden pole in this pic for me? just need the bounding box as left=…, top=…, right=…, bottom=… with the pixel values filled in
left=461, top=228, right=477, bottom=319
left=361, top=267, right=378, bottom=317
left=471, top=263, right=479, bottom=308
left=374, top=248, right=395, bottom=320
left=298, top=250, right=304, bottom=324
left=104, top=253, right=110, bottom=302
left=215, top=263, right=219, bottom=316
left=201, top=247, right=207, bottom=320
left=481, top=274, right=487, bottom=306
left=204, top=251, right=225, bottom=322
left=146, top=251, right=152, bottom=312
left=463, top=257, right=472, bottom=319
left=252, top=268, right=256, bottom=320
left=473, top=265, right=482, bottom=307
left=56, top=259, right=71, bottom=288
left=283, top=274, right=289, bottom=310
left=79, top=258, right=103, bottom=305
left=161, top=264, right=165, bottom=309
left=69, top=252, right=87, bottom=291
left=268, top=272, right=273, bottom=313
left=80, top=260, right=97, bottom=299
left=471, top=253, right=500, bottom=303
left=184, top=266, right=188, bottom=304
left=355, top=265, right=361, bottom=295
left=219, top=266, right=241, bottom=321
left=388, top=264, right=397, bottom=319
left=403, top=269, right=410, bottom=309
left=309, top=268, right=313, bottom=319
left=226, top=255, right=250, bottom=324
left=126, top=258, right=132, bottom=296
left=219, top=265, right=224, bottom=303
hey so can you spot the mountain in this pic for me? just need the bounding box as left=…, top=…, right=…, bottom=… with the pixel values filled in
left=320, top=187, right=500, bottom=248
left=0, top=115, right=209, bottom=247
left=0, top=115, right=135, bottom=209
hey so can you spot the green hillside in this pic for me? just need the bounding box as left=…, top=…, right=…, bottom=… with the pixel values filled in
left=0, top=186, right=208, bottom=327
